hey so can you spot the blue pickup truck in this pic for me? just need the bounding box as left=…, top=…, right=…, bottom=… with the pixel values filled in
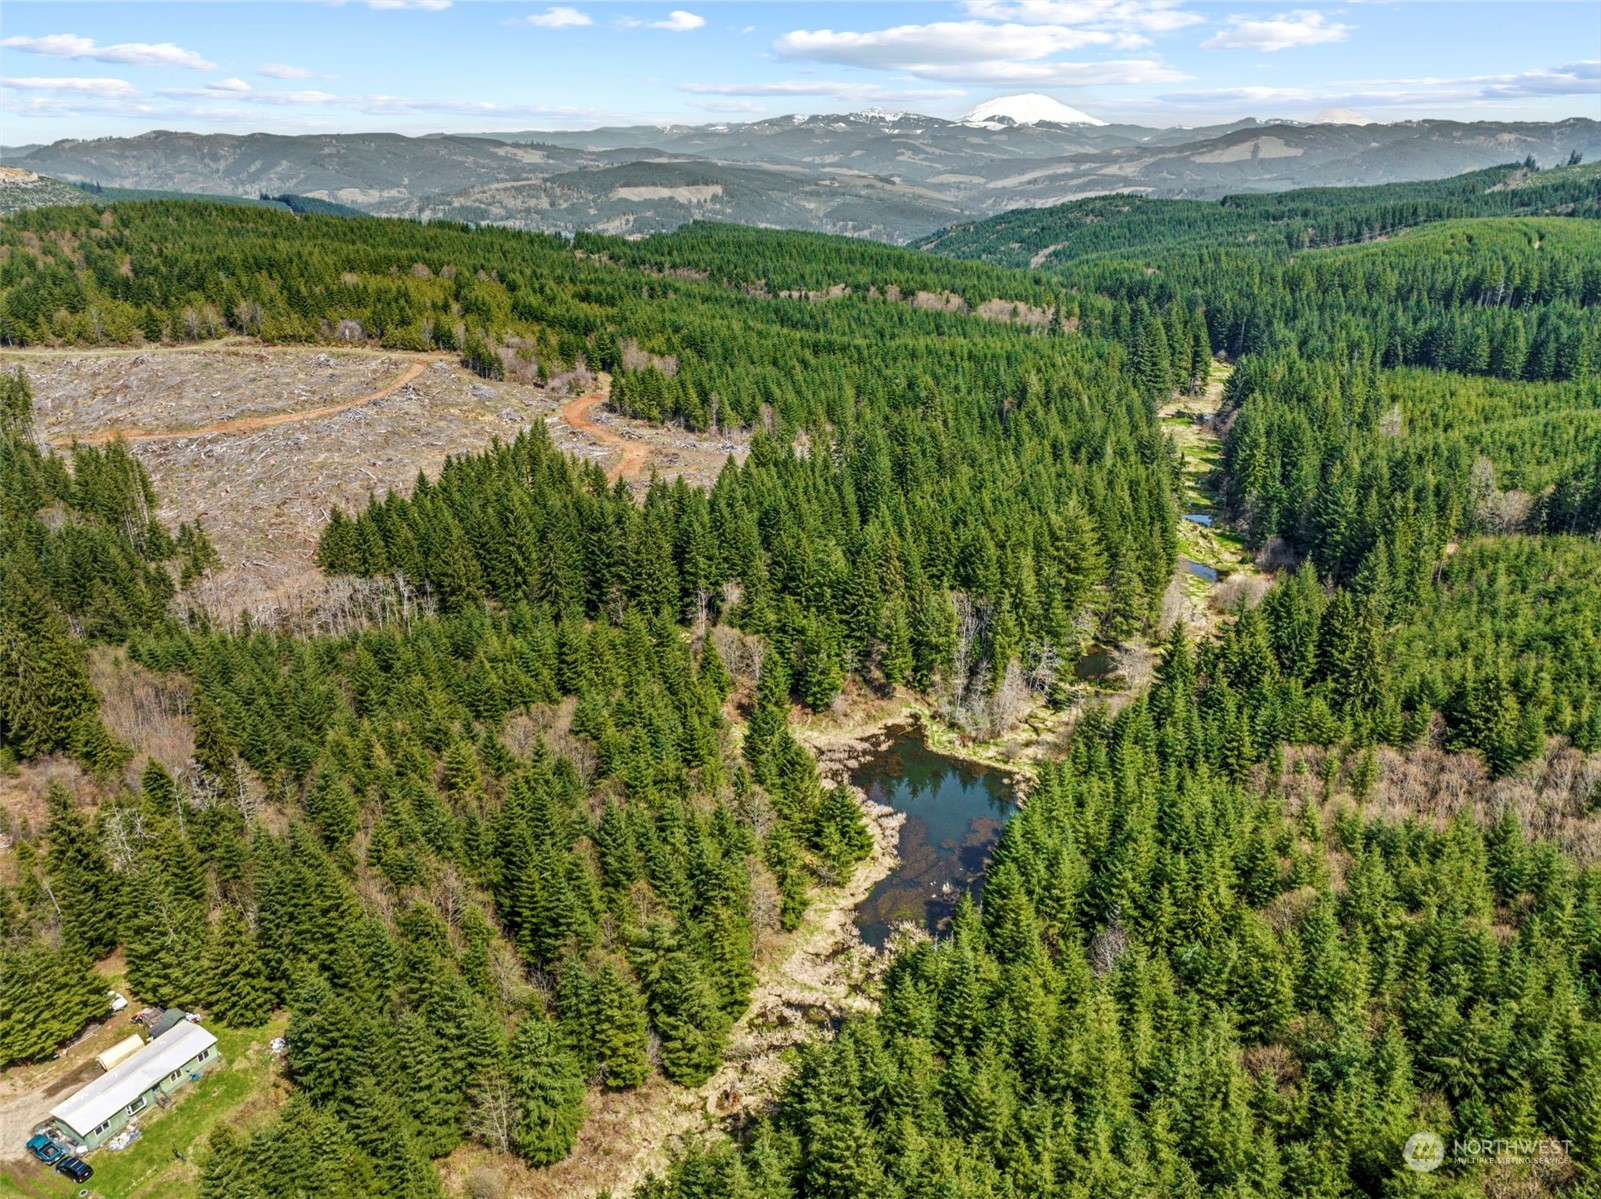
left=25, top=1134, right=64, bottom=1165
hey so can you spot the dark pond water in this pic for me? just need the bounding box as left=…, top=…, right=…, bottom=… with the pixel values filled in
left=1182, top=557, right=1219, bottom=583
left=851, top=729, right=1016, bottom=948
left=1074, top=646, right=1116, bottom=679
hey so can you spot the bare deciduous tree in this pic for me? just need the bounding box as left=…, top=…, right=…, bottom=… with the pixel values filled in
left=101, top=808, right=151, bottom=873
left=466, top=1072, right=517, bottom=1155
left=1089, top=906, right=1129, bottom=975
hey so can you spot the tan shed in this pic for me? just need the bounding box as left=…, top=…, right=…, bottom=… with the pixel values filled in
left=95, top=1033, right=145, bottom=1073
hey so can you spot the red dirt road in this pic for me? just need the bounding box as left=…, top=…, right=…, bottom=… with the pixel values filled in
left=560, top=382, right=649, bottom=483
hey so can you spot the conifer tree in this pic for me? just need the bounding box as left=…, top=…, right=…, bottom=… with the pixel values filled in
left=393, top=1010, right=464, bottom=1158
left=879, top=595, right=914, bottom=686
left=176, top=519, right=221, bottom=586
left=509, top=1014, right=586, bottom=1166
left=799, top=1059, right=886, bottom=1199
left=0, top=568, right=102, bottom=760
left=44, top=781, right=120, bottom=956
left=696, top=640, right=730, bottom=706
left=286, top=984, right=364, bottom=1109
left=347, top=1081, right=444, bottom=1199
left=0, top=943, right=106, bottom=1066
left=764, top=822, right=809, bottom=931
left=191, top=692, right=241, bottom=797
left=141, top=757, right=182, bottom=814
left=809, top=785, right=873, bottom=877
left=197, top=1125, right=260, bottom=1199
left=587, top=958, right=650, bottom=1088
left=202, top=906, right=272, bottom=1027
left=631, top=920, right=730, bottom=1086
left=744, top=653, right=791, bottom=787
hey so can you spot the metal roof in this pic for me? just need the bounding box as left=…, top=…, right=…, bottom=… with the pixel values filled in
left=50, top=1021, right=217, bottom=1139
left=94, top=1033, right=146, bottom=1073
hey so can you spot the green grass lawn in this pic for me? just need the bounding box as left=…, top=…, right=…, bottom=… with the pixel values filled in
left=2, top=1017, right=287, bottom=1199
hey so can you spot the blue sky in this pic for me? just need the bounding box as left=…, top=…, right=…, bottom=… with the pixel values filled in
left=2, top=1, right=1597, bottom=141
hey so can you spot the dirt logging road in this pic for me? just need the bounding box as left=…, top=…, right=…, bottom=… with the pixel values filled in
left=559, top=379, right=650, bottom=484
left=6, top=344, right=742, bottom=623
left=49, top=357, right=656, bottom=487
left=49, top=358, right=433, bottom=447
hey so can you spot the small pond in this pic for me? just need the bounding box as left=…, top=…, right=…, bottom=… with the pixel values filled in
left=1074, top=645, right=1117, bottom=679
left=851, top=728, right=1016, bottom=948
left=1182, top=557, right=1219, bottom=583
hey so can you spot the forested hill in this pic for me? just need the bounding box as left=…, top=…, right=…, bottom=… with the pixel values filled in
left=638, top=169, right=1601, bottom=1199
left=919, top=159, right=1601, bottom=266
left=3, top=192, right=1601, bottom=1199
left=0, top=202, right=1172, bottom=1195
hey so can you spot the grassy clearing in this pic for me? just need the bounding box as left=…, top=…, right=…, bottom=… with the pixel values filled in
left=1160, top=362, right=1255, bottom=579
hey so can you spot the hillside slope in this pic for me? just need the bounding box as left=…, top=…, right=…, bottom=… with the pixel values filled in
left=0, top=167, right=89, bottom=215
left=920, top=161, right=1601, bottom=265
left=7, top=116, right=1597, bottom=243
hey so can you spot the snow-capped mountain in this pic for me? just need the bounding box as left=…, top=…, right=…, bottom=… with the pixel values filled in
left=962, top=94, right=1107, bottom=128
left=851, top=108, right=914, bottom=124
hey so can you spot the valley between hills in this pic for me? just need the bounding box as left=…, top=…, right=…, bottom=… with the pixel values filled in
left=1, top=153, right=1600, bottom=1199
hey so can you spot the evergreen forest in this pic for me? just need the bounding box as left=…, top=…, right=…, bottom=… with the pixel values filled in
left=0, top=159, right=1598, bottom=1198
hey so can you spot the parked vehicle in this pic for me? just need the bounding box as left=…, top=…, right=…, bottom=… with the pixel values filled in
left=25, top=1134, right=64, bottom=1164
left=107, top=990, right=128, bottom=1013
left=55, top=1156, right=93, bottom=1184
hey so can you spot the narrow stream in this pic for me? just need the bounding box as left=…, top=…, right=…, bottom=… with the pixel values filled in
left=850, top=728, right=1016, bottom=948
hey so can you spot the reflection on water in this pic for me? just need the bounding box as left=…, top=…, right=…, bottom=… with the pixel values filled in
left=1074, top=646, right=1116, bottom=679
left=851, top=728, right=1015, bottom=948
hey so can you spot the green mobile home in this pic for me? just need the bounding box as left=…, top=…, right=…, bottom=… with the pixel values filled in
left=49, top=1021, right=220, bottom=1151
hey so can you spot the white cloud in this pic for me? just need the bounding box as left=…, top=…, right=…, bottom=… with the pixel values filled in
left=257, top=90, right=341, bottom=105
left=352, top=94, right=619, bottom=123
left=2, top=76, right=142, bottom=98
left=259, top=63, right=315, bottom=79
left=0, top=33, right=216, bottom=71
left=1158, top=60, right=1601, bottom=110
left=366, top=0, right=452, bottom=9
left=779, top=22, right=1115, bottom=68
left=938, top=58, right=1182, bottom=85
left=1, top=78, right=630, bottom=129
left=652, top=11, right=705, bottom=32
left=696, top=99, right=766, bottom=114
left=1201, top=11, right=1351, bottom=53
left=773, top=18, right=1183, bottom=86
left=523, top=6, right=592, bottom=27
left=1473, top=58, right=1600, bottom=100
left=160, top=82, right=342, bottom=104
left=962, top=1, right=1203, bottom=36
left=680, top=80, right=967, bottom=103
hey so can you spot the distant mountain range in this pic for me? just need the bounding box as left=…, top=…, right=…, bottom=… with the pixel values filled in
left=5, top=100, right=1598, bottom=243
